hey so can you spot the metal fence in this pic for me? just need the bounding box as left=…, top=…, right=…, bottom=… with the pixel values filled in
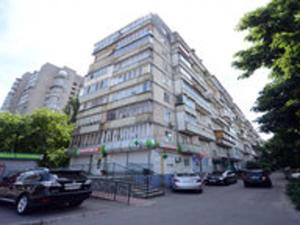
left=91, top=178, right=132, bottom=205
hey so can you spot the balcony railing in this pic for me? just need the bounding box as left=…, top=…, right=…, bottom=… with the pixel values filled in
left=214, top=129, right=236, bottom=148
left=182, top=82, right=211, bottom=114
left=177, top=119, right=215, bottom=141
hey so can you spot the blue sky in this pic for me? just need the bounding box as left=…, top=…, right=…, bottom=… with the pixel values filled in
left=0, top=0, right=271, bottom=138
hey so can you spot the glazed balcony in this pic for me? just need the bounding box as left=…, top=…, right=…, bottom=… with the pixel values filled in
left=214, top=129, right=236, bottom=148
left=177, top=113, right=215, bottom=141
left=182, top=82, right=211, bottom=114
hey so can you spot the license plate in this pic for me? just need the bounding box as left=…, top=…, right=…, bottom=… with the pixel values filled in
left=64, top=183, right=81, bottom=190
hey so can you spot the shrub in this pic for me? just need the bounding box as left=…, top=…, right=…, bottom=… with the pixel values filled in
left=286, top=180, right=300, bottom=209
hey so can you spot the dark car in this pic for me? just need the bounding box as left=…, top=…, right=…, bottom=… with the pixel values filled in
left=242, top=169, right=272, bottom=188
left=206, top=170, right=238, bottom=185
left=0, top=168, right=92, bottom=214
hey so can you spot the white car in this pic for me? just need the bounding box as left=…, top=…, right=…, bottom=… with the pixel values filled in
left=291, top=172, right=300, bottom=180
left=171, top=173, right=203, bottom=192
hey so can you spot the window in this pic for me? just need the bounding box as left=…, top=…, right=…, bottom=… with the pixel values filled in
left=164, top=110, right=171, bottom=123
left=184, top=158, right=190, bottom=167
left=179, top=54, right=192, bottom=69
left=117, top=27, right=151, bottom=49
left=114, top=36, right=151, bottom=57
left=179, top=67, right=192, bottom=81
left=89, top=66, right=108, bottom=80
left=111, top=64, right=150, bottom=86
left=18, top=172, right=42, bottom=183
left=165, top=131, right=172, bottom=142
left=114, top=51, right=151, bottom=72
left=101, top=123, right=152, bottom=143
left=111, top=81, right=151, bottom=102
left=163, top=92, right=170, bottom=103
left=107, top=101, right=152, bottom=121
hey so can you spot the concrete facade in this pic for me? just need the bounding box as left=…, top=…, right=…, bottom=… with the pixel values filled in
left=70, top=14, right=261, bottom=176
left=1, top=63, right=83, bottom=114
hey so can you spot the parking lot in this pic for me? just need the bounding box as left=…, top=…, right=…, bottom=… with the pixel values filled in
left=1, top=173, right=300, bottom=225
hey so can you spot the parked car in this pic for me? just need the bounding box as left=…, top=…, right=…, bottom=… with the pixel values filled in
left=242, top=169, right=272, bottom=188
left=283, top=167, right=300, bottom=181
left=171, top=173, right=203, bottom=192
left=206, top=170, right=238, bottom=185
left=0, top=168, right=92, bottom=214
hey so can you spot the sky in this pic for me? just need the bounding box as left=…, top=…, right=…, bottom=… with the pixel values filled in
left=0, top=0, right=271, bottom=139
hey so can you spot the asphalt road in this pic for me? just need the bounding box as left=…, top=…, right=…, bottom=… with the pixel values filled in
left=1, top=173, right=300, bottom=225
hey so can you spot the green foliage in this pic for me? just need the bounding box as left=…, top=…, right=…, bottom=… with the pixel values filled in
left=0, top=113, right=28, bottom=152
left=287, top=180, right=300, bottom=209
left=176, top=144, right=182, bottom=154
left=45, top=147, right=70, bottom=168
left=233, top=0, right=300, bottom=168
left=233, top=0, right=300, bottom=80
left=0, top=109, right=73, bottom=168
left=64, top=97, right=80, bottom=124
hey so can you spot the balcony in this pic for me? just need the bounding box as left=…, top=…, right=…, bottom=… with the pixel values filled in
left=51, top=78, right=66, bottom=89
left=175, top=103, right=197, bottom=117
left=220, top=108, right=233, bottom=121
left=214, top=129, right=236, bottom=148
left=180, top=143, right=202, bottom=154
left=177, top=118, right=215, bottom=141
left=182, top=82, right=211, bottom=114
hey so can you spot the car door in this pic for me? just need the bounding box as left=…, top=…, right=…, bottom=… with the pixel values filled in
left=0, top=172, right=18, bottom=201
left=226, top=171, right=235, bottom=183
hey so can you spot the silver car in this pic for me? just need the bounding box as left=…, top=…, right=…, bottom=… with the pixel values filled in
left=171, top=173, right=203, bottom=192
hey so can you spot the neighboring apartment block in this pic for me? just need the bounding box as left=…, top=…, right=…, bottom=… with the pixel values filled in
left=69, top=14, right=261, bottom=177
left=1, top=63, right=83, bottom=114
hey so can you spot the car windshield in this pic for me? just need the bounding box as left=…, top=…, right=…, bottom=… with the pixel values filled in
left=247, top=171, right=263, bottom=176
left=176, top=173, right=197, bottom=177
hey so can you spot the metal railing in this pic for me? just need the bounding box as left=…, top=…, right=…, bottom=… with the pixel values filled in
left=91, top=178, right=132, bottom=205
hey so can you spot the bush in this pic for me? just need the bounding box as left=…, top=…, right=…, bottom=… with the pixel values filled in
left=286, top=180, right=300, bottom=209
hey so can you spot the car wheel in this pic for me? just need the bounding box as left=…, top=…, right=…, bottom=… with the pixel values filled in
left=244, top=182, right=249, bottom=188
left=69, top=200, right=84, bottom=207
left=16, top=195, right=30, bottom=215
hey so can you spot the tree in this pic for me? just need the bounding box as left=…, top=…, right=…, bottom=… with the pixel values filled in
left=0, top=109, right=74, bottom=168
left=24, top=109, right=74, bottom=167
left=233, top=0, right=300, bottom=80
left=64, top=97, right=80, bottom=124
left=233, top=0, right=300, bottom=167
left=0, top=113, right=27, bottom=152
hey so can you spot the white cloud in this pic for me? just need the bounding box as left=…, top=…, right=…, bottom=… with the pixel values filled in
left=0, top=0, right=271, bottom=138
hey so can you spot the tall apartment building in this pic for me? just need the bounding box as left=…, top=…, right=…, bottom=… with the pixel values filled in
left=1, top=63, right=83, bottom=114
left=70, top=14, right=261, bottom=176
